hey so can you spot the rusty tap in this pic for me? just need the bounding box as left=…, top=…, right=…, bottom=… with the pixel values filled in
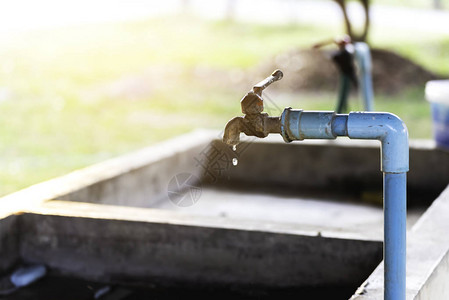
left=223, top=70, right=283, bottom=145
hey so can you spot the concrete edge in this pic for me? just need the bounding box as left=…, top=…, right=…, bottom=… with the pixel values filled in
left=30, top=200, right=382, bottom=243
left=17, top=201, right=382, bottom=288
left=351, top=184, right=449, bottom=300
left=0, top=129, right=217, bottom=217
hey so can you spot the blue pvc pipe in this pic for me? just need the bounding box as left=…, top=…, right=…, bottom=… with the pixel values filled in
left=354, top=42, right=375, bottom=111
left=384, top=172, right=407, bottom=300
left=280, top=109, right=408, bottom=299
left=332, top=114, right=348, bottom=136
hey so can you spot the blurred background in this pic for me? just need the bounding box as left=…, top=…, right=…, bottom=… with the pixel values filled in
left=0, top=0, right=448, bottom=196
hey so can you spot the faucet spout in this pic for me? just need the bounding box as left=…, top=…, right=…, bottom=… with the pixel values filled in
left=223, top=115, right=281, bottom=146
left=223, top=117, right=243, bottom=146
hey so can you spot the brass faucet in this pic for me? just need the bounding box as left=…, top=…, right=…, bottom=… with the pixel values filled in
left=223, top=70, right=283, bottom=145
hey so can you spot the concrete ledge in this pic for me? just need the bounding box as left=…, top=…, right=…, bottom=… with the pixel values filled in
left=351, top=185, right=449, bottom=299
left=18, top=201, right=382, bottom=289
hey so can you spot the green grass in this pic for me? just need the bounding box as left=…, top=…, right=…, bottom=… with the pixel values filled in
left=0, top=16, right=444, bottom=196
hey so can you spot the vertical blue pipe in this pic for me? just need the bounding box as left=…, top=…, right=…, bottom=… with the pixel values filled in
left=280, top=110, right=408, bottom=298
left=384, top=172, right=407, bottom=300
left=354, top=42, right=374, bottom=111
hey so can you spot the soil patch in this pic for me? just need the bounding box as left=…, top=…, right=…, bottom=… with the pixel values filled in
left=254, top=48, right=440, bottom=94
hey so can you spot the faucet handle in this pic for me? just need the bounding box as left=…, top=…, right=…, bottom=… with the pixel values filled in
left=241, top=70, right=283, bottom=115
left=252, top=69, right=283, bottom=96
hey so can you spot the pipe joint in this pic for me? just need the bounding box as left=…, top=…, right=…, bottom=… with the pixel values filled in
left=280, top=108, right=337, bottom=142
left=347, top=112, right=409, bottom=173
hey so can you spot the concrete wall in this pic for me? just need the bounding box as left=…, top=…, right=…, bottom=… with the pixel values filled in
left=58, top=130, right=212, bottom=206
left=48, top=134, right=449, bottom=209
left=19, top=202, right=382, bottom=290
left=415, top=249, right=449, bottom=300
left=31, top=131, right=447, bottom=209
left=214, top=138, right=449, bottom=205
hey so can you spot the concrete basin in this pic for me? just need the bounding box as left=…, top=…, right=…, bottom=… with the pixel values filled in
left=1, top=130, right=448, bottom=299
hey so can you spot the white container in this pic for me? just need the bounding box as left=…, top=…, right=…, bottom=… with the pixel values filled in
left=425, top=80, right=449, bottom=149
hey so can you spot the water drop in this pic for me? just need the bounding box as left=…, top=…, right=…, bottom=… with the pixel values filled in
left=232, top=145, right=237, bottom=151
left=232, top=158, right=238, bottom=166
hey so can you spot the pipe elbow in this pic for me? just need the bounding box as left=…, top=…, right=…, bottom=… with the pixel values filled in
left=380, top=114, right=409, bottom=173
left=347, top=112, right=409, bottom=173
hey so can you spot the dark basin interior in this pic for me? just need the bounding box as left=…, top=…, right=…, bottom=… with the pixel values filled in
left=0, top=275, right=356, bottom=300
